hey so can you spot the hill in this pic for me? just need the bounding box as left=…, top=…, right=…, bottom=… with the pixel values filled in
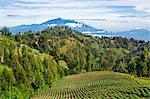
left=0, top=27, right=150, bottom=98
left=33, top=71, right=150, bottom=98
left=12, top=27, right=150, bottom=76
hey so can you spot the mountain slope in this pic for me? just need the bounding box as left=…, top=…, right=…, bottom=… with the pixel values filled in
left=41, top=18, right=77, bottom=25
left=10, top=24, right=47, bottom=34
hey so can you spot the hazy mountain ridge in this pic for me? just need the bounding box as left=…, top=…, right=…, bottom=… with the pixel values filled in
left=10, top=18, right=150, bottom=41
left=114, top=29, right=150, bottom=41
left=10, top=18, right=110, bottom=35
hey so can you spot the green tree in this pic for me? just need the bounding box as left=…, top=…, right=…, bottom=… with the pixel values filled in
left=0, top=26, right=11, bottom=36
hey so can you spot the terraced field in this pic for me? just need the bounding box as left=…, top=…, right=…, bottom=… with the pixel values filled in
left=33, top=71, right=150, bottom=99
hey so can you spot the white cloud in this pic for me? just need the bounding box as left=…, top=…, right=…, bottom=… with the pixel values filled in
left=0, top=0, right=149, bottom=31
left=133, top=0, right=150, bottom=13
left=20, top=0, right=50, bottom=3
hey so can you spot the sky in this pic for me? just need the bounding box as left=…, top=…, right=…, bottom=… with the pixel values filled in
left=0, top=0, right=150, bottom=31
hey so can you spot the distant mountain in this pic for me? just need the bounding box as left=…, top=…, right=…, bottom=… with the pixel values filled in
left=113, top=29, right=150, bottom=41
left=10, top=18, right=110, bottom=35
left=10, top=18, right=150, bottom=41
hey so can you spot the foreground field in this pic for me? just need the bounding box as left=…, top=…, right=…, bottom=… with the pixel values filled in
left=34, top=71, right=150, bottom=99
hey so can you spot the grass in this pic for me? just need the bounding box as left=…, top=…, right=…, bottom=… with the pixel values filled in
left=33, top=71, right=150, bottom=98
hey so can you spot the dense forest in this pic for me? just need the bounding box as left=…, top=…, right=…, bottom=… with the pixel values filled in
left=0, top=26, right=150, bottom=98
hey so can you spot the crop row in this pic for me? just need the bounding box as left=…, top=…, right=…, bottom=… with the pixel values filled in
left=32, top=72, right=150, bottom=99
left=37, top=83, right=150, bottom=98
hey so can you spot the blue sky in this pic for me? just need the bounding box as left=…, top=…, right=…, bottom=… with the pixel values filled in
left=0, top=0, right=150, bottom=31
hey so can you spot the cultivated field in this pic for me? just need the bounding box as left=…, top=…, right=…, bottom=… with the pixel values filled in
left=33, top=71, right=150, bottom=99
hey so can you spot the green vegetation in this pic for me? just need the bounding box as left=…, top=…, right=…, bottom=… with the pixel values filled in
left=12, top=27, right=150, bottom=77
left=0, top=26, right=150, bottom=98
left=33, top=71, right=150, bottom=98
left=0, top=37, right=57, bottom=98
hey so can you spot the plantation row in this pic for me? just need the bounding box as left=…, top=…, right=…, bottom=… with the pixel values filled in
left=37, top=85, right=150, bottom=98
left=33, top=71, right=150, bottom=98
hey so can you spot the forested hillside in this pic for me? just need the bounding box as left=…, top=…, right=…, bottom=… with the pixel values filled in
left=13, top=27, right=150, bottom=76
left=0, top=27, right=150, bottom=98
